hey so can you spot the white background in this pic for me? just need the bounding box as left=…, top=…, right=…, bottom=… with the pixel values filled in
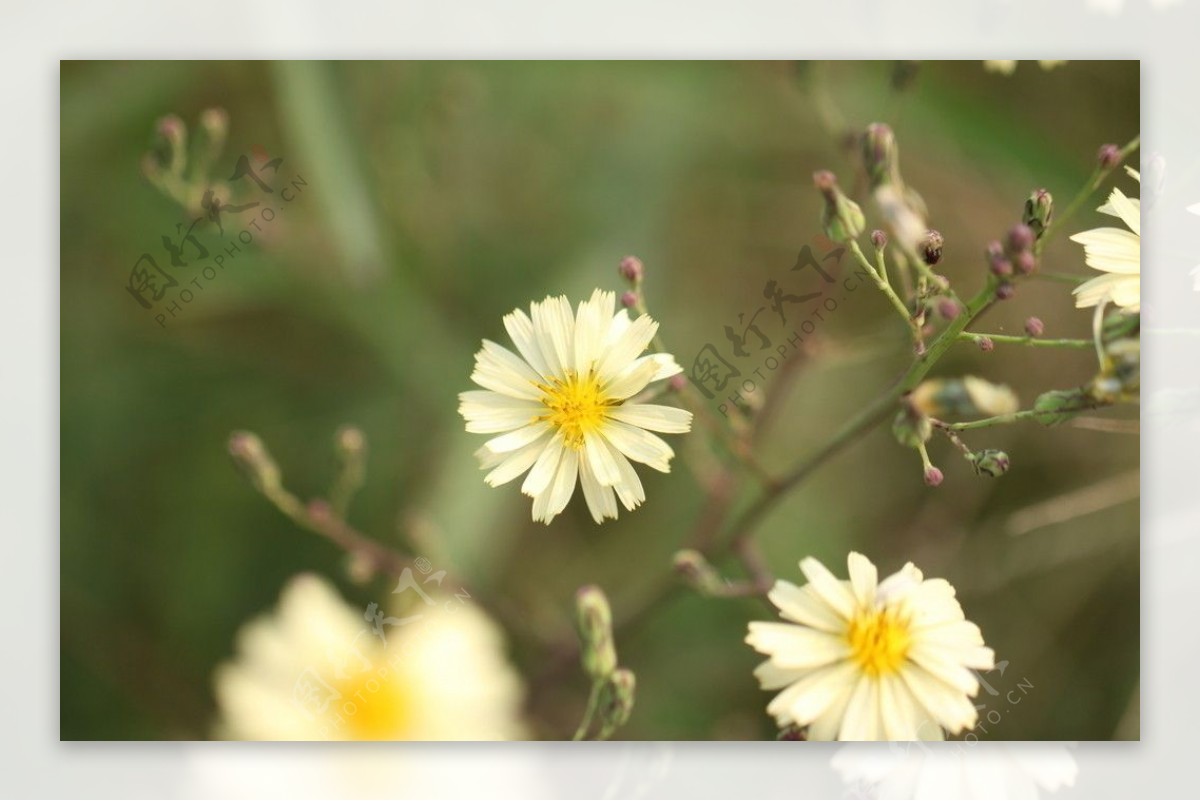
left=5, top=0, right=1197, bottom=797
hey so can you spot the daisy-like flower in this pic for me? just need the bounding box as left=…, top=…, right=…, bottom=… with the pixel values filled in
left=746, top=553, right=995, bottom=741
left=214, top=574, right=526, bottom=741
left=1071, top=167, right=1140, bottom=312
left=459, top=290, right=692, bottom=525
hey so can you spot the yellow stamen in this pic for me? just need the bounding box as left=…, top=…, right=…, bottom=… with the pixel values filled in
left=539, top=370, right=612, bottom=449
left=846, top=607, right=911, bottom=677
left=333, top=668, right=411, bottom=740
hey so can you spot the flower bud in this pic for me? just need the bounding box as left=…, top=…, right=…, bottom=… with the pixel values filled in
left=814, top=170, right=865, bottom=242
left=1097, top=143, right=1122, bottom=170
left=673, top=549, right=725, bottom=596
left=1005, top=224, right=1035, bottom=256
left=985, top=241, right=1012, bottom=277
left=1033, top=387, right=1091, bottom=425
left=977, top=335, right=994, bottom=353
left=969, top=449, right=1010, bottom=477
left=995, top=282, right=1016, bottom=301
left=199, top=106, right=229, bottom=155
left=1024, top=317, right=1045, bottom=337
left=228, top=431, right=281, bottom=494
left=575, top=585, right=617, bottom=680
left=618, top=255, right=644, bottom=283
left=1014, top=251, right=1038, bottom=276
left=668, top=374, right=687, bottom=393
left=1023, top=189, right=1053, bottom=238
left=924, top=465, right=944, bottom=487
left=871, top=229, right=888, bottom=250
left=920, top=230, right=944, bottom=266
left=892, top=406, right=932, bottom=448
left=862, top=123, right=898, bottom=187
left=335, top=425, right=366, bottom=459
left=620, top=290, right=638, bottom=309
left=156, top=114, right=188, bottom=176
left=911, top=377, right=1018, bottom=418
left=597, top=668, right=636, bottom=734
left=935, top=297, right=960, bottom=320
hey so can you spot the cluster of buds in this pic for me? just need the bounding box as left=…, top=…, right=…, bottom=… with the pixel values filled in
left=618, top=255, right=644, bottom=309
left=141, top=107, right=231, bottom=214
left=672, top=549, right=728, bottom=596
left=574, top=585, right=637, bottom=739
left=983, top=190, right=1053, bottom=300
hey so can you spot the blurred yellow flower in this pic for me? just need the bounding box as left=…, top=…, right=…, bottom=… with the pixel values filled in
left=460, top=289, right=692, bottom=524
left=214, top=574, right=525, bottom=740
left=1071, top=167, right=1141, bottom=312
left=746, top=553, right=994, bottom=740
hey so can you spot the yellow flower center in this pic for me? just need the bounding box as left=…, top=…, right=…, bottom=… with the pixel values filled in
left=540, top=370, right=612, bottom=449
left=846, top=607, right=911, bottom=677
left=332, top=667, right=412, bottom=741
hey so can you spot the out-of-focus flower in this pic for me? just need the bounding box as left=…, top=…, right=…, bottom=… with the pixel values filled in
left=746, top=553, right=994, bottom=740
left=214, top=574, right=525, bottom=741
left=1071, top=167, right=1140, bottom=312
left=984, top=60, right=1067, bottom=75
left=460, top=290, right=691, bottom=525
left=832, top=743, right=1079, bottom=799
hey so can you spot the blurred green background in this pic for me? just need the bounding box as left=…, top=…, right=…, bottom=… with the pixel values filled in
left=61, top=60, right=1139, bottom=740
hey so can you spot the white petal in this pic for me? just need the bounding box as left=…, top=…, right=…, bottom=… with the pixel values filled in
left=601, top=359, right=662, bottom=401
left=459, top=390, right=543, bottom=434
left=602, top=437, right=645, bottom=510
left=768, top=581, right=845, bottom=633
left=631, top=352, right=683, bottom=381
left=470, top=341, right=545, bottom=400
left=1097, top=186, right=1139, bottom=235
left=578, top=457, right=618, bottom=524
left=839, top=675, right=883, bottom=740
left=879, top=673, right=921, bottom=740
left=846, top=552, right=878, bottom=608
left=753, top=659, right=809, bottom=691
left=521, top=432, right=566, bottom=497
left=899, top=664, right=978, bottom=735
left=573, top=289, right=613, bottom=374
left=483, top=421, right=551, bottom=455
left=597, top=314, right=658, bottom=383
left=531, top=295, right=575, bottom=376
left=600, top=419, right=674, bottom=472
left=766, top=661, right=859, bottom=728
left=799, top=557, right=857, bottom=621
left=582, top=430, right=622, bottom=486
left=745, top=622, right=849, bottom=669
left=503, top=308, right=553, bottom=380
left=1070, top=227, right=1140, bottom=274
left=483, top=434, right=550, bottom=486
left=606, top=403, right=693, bottom=434
left=542, top=446, right=579, bottom=522
left=806, top=680, right=855, bottom=741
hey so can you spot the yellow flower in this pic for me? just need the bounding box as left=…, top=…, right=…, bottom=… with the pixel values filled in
left=1071, top=167, right=1141, bottom=312
left=746, top=553, right=994, bottom=741
left=460, top=290, right=692, bottom=524
left=214, top=574, right=525, bottom=740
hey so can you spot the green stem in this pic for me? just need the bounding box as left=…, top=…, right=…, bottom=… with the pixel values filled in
left=957, top=332, right=1092, bottom=349
left=572, top=680, right=604, bottom=741
left=718, top=278, right=998, bottom=545
left=1037, top=135, right=1140, bottom=254
left=849, top=241, right=920, bottom=341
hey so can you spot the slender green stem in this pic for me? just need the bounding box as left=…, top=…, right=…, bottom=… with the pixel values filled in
left=873, top=242, right=890, bottom=288
left=957, top=332, right=1092, bottom=349
left=718, top=278, right=998, bottom=546
left=1037, top=135, right=1140, bottom=254
left=849, top=241, right=920, bottom=342
left=572, top=680, right=604, bottom=741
